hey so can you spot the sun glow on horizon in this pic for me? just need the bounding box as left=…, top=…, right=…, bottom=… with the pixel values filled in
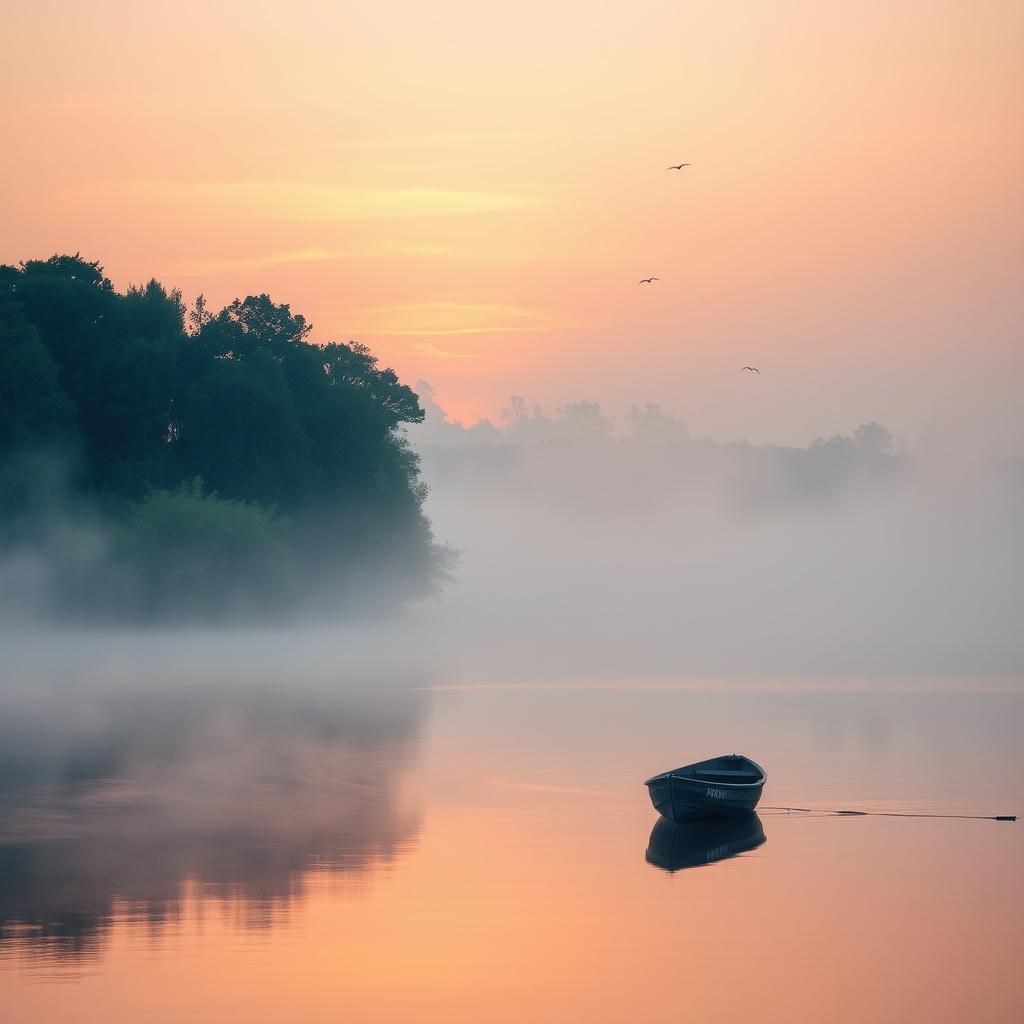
left=2, top=0, right=1022, bottom=449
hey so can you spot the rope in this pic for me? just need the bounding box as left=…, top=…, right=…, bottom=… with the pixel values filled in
left=760, top=805, right=1015, bottom=821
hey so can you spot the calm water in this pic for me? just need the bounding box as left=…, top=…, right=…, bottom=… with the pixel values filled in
left=1, top=654, right=1022, bottom=1022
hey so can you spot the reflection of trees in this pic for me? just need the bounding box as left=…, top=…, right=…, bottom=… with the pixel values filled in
left=0, top=680, right=427, bottom=960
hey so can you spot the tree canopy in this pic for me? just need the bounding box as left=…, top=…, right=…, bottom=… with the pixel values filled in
left=0, top=254, right=450, bottom=618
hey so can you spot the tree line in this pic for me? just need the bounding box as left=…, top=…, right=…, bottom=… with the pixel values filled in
left=0, top=254, right=452, bottom=618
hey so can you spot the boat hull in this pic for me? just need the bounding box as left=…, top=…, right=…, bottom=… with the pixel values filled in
left=645, top=756, right=766, bottom=822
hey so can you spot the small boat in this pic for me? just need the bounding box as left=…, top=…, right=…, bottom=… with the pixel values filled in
left=645, top=812, right=766, bottom=872
left=644, top=753, right=766, bottom=822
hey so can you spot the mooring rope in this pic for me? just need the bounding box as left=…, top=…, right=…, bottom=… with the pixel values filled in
left=760, top=805, right=1015, bottom=821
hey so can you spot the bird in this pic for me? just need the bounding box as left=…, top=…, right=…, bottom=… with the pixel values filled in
left=638, top=277, right=660, bottom=285
left=741, top=366, right=760, bottom=373
left=667, top=163, right=692, bottom=170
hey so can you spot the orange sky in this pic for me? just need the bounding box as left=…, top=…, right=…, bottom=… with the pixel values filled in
left=3, top=1, right=1022, bottom=448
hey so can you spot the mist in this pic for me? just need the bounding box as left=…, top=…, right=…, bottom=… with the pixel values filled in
left=3, top=254, right=1018, bottom=688
left=0, top=652, right=429, bottom=957
left=406, top=386, right=1023, bottom=683
left=2, top=391, right=1019, bottom=689
left=0, top=450, right=447, bottom=625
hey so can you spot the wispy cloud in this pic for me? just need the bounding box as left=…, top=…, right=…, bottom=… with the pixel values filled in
left=323, top=129, right=527, bottom=151
left=350, top=301, right=566, bottom=338
left=374, top=241, right=457, bottom=257
left=174, top=240, right=538, bottom=276
left=175, top=247, right=352, bottom=276
left=393, top=343, right=492, bottom=361
left=138, top=181, right=550, bottom=221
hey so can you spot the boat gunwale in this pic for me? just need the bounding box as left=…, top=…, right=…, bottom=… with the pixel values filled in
left=644, top=756, right=767, bottom=790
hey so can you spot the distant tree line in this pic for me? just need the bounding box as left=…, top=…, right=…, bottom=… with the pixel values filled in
left=0, top=254, right=452, bottom=618
left=413, top=382, right=906, bottom=509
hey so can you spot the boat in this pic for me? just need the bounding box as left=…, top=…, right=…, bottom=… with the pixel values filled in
left=644, top=753, right=766, bottom=822
left=645, top=812, right=766, bottom=872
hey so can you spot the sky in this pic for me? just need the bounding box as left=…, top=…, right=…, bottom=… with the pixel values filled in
left=2, top=0, right=1022, bottom=450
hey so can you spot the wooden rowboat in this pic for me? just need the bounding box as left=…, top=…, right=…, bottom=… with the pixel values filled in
left=644, top=753, right=766, bottom=822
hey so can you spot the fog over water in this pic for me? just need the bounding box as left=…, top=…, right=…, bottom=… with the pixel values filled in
left=0, top=664, right=427, bottom=958
left=1, top=386, right=1021, bottom=685
left=408, top=387, right=1024, bottom=684
left=1, top=390, right=1021, bottom=1023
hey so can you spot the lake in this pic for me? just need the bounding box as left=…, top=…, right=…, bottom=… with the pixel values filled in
left=1, top=640, right=1021, bottom=1022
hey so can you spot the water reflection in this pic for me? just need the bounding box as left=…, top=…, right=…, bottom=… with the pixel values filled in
left=0, top=674, right=428, bottom=960
left=645, top=813, right=766, bottom=872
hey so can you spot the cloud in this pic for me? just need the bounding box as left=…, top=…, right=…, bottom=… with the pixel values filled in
left=350, top=301, right=565, bottom=338
left=175, top=247, right=353, bottom=276
left=396, top=343, right=491, bottom=361
left=137, top=181, right=550, bottom=222
left=374, top=241, right=457, bottom=257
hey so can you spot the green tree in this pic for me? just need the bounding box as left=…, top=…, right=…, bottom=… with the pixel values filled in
left=0, top=320, right=75, bottom=451
left=8, top=256, right=183, bottom=494
left=179, top=348, right=312, bottom=506
left=127, top=478, right=291, bottom=617
left=0, top=256, right=450, bottom=614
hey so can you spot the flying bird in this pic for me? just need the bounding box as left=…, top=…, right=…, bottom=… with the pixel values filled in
left=638, top=277, right=660, bottom=284
left=667, top=163, right=692, bottom=170
left=741, top=366, right=760, bottom=373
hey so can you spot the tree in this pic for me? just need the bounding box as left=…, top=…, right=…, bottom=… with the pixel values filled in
left=0, top=255, right=449, bottom=616
left=853, top=422, right=893, bottom=458
left=0, top=320, right=75, bottom=451
left=627, top=402, right=689, bottom=441
left=557, top=400, right=612, bottom=438
left=179, top=347, right=312, bottom=507
left=125, top=478, right=291, bottom=617
left=7, top=255, right=183, bottom=494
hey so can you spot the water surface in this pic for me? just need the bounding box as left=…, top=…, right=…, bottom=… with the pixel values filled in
left=1, top=663, right=1021, bottom=1022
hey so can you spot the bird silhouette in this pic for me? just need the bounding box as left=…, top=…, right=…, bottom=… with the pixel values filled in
left=667, top=163, right=692, bottom=170
left=638, top=277, right=660, bottom=285
left=741, top=366, right=760, bottom=373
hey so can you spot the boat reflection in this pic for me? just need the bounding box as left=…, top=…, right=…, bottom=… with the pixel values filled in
left=645, top=812, right=766, bottom=872
left=0, top=673, right=428, bottom=960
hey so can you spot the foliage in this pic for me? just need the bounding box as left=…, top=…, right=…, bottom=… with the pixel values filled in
left=0, top=321, right=76, bottom=451
left=125, top=479, right=291, bottom=616
left=0, top=254, right=449, bottom=617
